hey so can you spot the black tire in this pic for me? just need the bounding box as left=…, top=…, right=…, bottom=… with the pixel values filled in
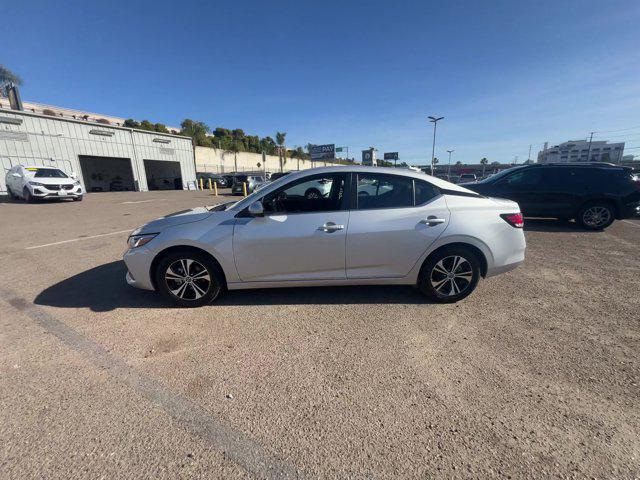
left=23, top=187, right=34, bottom=203
left=304, top=188, right=322, bottom=199
left=577, top=201, right=615, bottom=230
left=419, top=246, right=481, bottom=303
left=7, top=187, right=17, bottom=200
left=73, top=195, right=83, bottom=202
left=154, top=250, right=223, bottom=307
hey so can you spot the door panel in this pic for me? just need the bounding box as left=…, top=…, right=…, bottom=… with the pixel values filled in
left=346, top=196, right=450, bottom=278
left=233, top=212, right=349, bottom=281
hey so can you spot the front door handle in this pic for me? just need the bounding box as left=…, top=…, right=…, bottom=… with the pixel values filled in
left=420, top=216, right=446, bottom=226
left=318, top=222, right=344, bottom=232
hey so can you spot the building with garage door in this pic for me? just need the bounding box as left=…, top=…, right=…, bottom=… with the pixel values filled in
left=0, top=109, right=196, bottom=194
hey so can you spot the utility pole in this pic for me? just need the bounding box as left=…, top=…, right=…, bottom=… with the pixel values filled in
left=428, top=116, right=444, bottom=175
left=586, top=132, right=594, bottom=163
left=446, top=149, right=454, bottom=179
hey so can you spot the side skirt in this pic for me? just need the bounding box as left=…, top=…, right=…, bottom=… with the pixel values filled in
left=226, top=276, right=416, bottom=291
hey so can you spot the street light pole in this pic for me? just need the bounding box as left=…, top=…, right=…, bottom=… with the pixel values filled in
left=447, top=149, right=454, bottom=179
left=428, top=116, right=444, bottom=175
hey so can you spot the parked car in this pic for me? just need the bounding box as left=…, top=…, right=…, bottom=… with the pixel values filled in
left=231, top=174, right=267, bottom=195
left=463, top=163, right=640, bottom=230
left=196, top=172, right=227, bottom=188
left=459, top=173, right=477, bottom=182
left=269, top=172, right=292, bottom=182
left=5, top=165, right=84, bottom=202
left=124, top=166, right=526, bottom=307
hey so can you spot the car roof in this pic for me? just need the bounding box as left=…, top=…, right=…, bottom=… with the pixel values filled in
left=261, top=166, right=476, bottom=193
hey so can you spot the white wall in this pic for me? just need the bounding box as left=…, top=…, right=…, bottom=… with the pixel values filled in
left=195, top=146, right=336, bottom=174
left=0, top=109, right=195, bottom=193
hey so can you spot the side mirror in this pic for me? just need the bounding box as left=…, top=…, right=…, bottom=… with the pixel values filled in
left=248, top=201, right=264, bottom=217
left=70, top=171, right=77, bottom=179
left=12, top=172, right=22, bottom=178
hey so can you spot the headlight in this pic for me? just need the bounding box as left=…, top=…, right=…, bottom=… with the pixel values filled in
left=28, top=181, right=44, bottom=187
left=127, top=233, right=158, bottom=249
left=74, top=181, right=81, bottom=186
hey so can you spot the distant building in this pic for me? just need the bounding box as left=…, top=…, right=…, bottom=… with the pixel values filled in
left=537, top=140, right=624, bottom=163
left=0, top=97, right=181, bottom=132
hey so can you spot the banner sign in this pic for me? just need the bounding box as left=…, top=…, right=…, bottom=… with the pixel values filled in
left=384, top=152, right=399, bottom=160
left=310, top=144, right=335, bottom=161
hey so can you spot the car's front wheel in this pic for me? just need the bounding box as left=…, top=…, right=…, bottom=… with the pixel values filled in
left=155, top=251, right=223, bottom=307
left=23, top=187, right=34, bottom=203
left=577, top=202, right=615, bottom=230
left=419, top=247, right=481, bottom=303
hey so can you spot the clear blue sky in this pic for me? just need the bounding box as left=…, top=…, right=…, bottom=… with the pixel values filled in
left=4, top=0, right=640, bottom=164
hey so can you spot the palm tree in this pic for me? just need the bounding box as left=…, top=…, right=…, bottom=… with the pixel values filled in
left=275, top=132, right=287, bottom=172
left=480, top=157, right=488, bottom=177
left=0, top=65, right=23, bottom=86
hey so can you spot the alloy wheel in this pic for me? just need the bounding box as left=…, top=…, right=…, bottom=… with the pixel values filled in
left=582, top=206, right=611, bottom=228
left=164, top=258, right=211, bottom=301
left=429, top=255, right=474, bottom=297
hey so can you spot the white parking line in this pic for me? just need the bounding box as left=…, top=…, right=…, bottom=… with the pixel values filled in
left=25, top=229, right=133, bottom=250
left=120, top=199, right=164, bottom=204
left=622, top=220, right=640, bottom=228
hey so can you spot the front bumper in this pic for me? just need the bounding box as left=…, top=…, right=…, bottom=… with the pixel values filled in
left=29, top=184, right=83, bottom=198
left=123, top=246, right=156, bottom=290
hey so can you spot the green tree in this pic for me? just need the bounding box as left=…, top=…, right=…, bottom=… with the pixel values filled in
left=261, top=136, right=277, bottom=155
left=154, top=123, right=169, bottom=134
left=0, top=65, right=23, bottom=86
left=139, top=120, right=155, bottom=131
left=275, top=132, right=287, bottom=172
left=123, top=119, right=140, bottom=129
left=480, top=157, right=488, bottom=176
left=180, top=119, right=211, bottom=146
left=455, top=161, right=462, bottom=166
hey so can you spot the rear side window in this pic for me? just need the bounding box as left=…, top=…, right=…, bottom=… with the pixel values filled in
left=415, top=180, right=439, bottom=205
left=357, top=174, right=413, bottom=209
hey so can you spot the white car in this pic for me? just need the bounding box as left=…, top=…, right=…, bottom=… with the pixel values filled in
left=5, top=165, right=84, bottom=202
left=124, top=166, right=526, bottom=307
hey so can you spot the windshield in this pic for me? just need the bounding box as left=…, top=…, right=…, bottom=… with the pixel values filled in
left=31, top=168, right=68, bottom=178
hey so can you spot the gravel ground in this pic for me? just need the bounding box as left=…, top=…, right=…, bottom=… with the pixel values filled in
left=1, top=191, right=638, bottom=479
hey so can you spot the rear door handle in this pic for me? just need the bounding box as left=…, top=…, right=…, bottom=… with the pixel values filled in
left=318, top=222, right=344, bottom=232
left=420, top=216, right=446, bottom=226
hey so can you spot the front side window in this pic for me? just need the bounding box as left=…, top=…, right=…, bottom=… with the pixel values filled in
left=356, top=174, right=413, bottom=209
left=499, top=169, right=543, bottom=186
left=262, top=173, right=346, bottom=213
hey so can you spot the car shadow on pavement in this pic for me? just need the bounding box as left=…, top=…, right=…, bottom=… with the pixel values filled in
left=35, top=261, right=166, bottom=312
left=34, top=261, right=431, bottom=311
left=523, top=218, right=599, bottom=233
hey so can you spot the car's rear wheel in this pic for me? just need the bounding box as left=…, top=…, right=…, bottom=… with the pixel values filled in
left=23, top=187, right=34, bottom=203
left=578, top=202, right=614, bottom=230
left=155, top=251, right=222, bottom=307
left=419, top=247, right=481, bottom=303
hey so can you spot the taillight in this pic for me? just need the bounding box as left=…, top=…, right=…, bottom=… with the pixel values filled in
left=500, top=213, right=524, bottom=228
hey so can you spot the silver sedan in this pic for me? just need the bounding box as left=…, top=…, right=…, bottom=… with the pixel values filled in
left=124, top=166, right=526, bottom=306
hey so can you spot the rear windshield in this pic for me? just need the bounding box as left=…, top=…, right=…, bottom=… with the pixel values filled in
left=31, top=168, right=68, bottom=178
left=234, top=175, right=248, bottom=182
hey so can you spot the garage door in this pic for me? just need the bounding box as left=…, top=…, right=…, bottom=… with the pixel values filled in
left=144, top=159, right=183, bottom=190
left=79, top=156, right=136, bottom=192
